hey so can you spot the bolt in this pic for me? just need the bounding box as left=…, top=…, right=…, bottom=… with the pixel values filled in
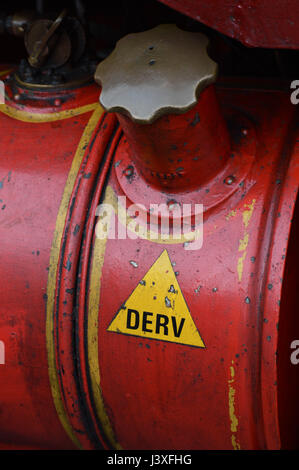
left=224, top=175, right=235, bottom=185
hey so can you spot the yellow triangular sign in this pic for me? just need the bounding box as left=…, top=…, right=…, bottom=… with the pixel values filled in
left=107, top=250, right=205, bottom=348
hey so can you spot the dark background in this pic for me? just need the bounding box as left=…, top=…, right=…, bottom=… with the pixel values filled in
left=0, top=0, right=298, bottom=80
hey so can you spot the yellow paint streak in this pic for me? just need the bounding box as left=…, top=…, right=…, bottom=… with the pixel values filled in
left=237, top=199, right=256, bottom=282
left=88, top=187, right=122, bottom=450
left=232, top=435, right=241, bottom=450
left=46, top=104, right=103, bottom=449
left=228, top=360, right=240, bottom=450
left=0, top=102, right=97, bottom=122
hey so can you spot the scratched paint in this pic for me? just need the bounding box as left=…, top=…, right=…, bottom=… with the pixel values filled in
left=237, top=199, right=256, bottom=281
left=103, top=186, right=202, bottom=245
left=228, top=360, right=240, bottom=450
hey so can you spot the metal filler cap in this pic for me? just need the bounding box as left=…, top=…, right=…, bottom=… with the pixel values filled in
left=95, top=24, right=218, bottom=124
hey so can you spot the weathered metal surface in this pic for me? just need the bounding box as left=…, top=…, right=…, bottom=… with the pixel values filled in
left=4, top=10, right=36, bottom=37
left=158, top=0, right=299, bottom=49
left=89, top=80, right=299, bottom=450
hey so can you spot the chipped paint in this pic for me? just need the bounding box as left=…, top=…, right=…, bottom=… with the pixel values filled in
left=228, top=360, right=240, bottom=450
left=237, top=199, right=256, bottom=281
left=107, top=250, right=205, bottom=348
left=0, top=102, right=98, bottom=122
left=226, top=209, right=237, bottom=220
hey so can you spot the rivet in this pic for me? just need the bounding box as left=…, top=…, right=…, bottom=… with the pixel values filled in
left=54, top=99, right=61, bottom=107
left=241, top=128, right=248, bottom=136
left=14, top=93, right=21, bottom=101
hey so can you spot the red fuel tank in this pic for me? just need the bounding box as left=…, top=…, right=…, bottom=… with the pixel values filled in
left=0, top=25, right=298, bottom=450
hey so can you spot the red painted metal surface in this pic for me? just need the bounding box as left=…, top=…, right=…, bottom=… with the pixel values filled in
left=158, top=0, right=299, bottom=49
left=0, top=65, right=298, bottom=449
